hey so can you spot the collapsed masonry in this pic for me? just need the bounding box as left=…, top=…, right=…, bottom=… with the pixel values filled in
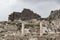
left=8, top=9, right=60, bottom=40
left=0, top=9, right=60, bottom=40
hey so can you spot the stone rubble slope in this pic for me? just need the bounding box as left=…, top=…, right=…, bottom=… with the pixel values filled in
left=0, top=9, right=60, bottom=40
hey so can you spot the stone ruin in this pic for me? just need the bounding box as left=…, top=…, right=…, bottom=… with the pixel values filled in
left=0, top=9, right=60, bottom=40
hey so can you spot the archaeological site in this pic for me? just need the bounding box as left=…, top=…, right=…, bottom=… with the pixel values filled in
left=0, top=8, right=60, bottom=40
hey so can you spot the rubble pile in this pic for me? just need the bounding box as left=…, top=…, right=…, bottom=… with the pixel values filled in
left=0, top=9, right=60, bottom=40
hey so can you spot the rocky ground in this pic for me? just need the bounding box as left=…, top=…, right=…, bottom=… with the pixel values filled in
left=1, top=9, right=60, bottom=40
left=0, top=21, right=60, bottom=40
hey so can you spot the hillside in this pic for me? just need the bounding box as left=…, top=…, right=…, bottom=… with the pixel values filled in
left=8, top=9, right=41, bottom=21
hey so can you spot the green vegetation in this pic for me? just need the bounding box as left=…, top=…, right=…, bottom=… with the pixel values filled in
left=0, top=21, right=16, bottom=25
left=7, top=22, right=16, bottom=25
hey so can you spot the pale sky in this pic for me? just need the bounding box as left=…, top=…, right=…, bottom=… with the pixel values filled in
left=0, top=0, right=60, bottom=21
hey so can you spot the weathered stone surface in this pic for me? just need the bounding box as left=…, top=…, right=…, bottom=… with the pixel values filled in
left=1, top=9, right=60, bottom=40
left=4, top=25, right=18, bottom=31
left=48, top=10, right=60, bottom=20
left=8, top=8, right=41, bottom=21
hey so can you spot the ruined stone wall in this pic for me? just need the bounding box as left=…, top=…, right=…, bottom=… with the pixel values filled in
left=2, top=9, right=60, bottom=40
